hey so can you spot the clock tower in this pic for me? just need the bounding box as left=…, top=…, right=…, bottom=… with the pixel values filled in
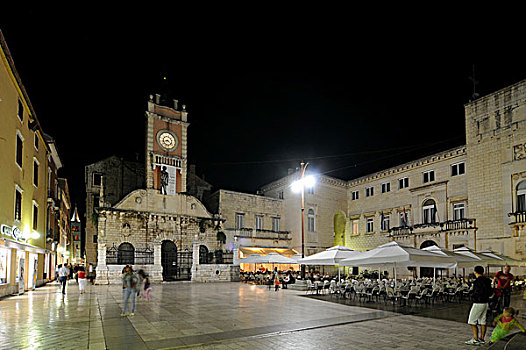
left=145, top=94, right=189, bottom=194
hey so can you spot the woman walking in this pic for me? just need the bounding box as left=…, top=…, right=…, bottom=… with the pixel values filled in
left=78, top=266, right=87, bottom=294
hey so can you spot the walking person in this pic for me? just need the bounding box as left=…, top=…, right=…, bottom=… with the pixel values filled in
left=78, top=266, right=87, bottom=294
left=58, top=264, right=69, bottom=295
left=465, top=265, right=493, bottom=345
left=138, top=270, right=152, bottom=301
left=121, top=266, right=139, bottom=316
left=273, top=267, right=280, bottom=291
left=87, top=263, right=95, bottom=285
left=493, top=265, right=514, bottom=309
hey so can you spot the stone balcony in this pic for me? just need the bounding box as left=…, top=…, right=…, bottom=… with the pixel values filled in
left=225, top=227, right=291, bottom=241
left=508, top=211, right=526, bottom=236
left=388, top=218, right=477, bottom=238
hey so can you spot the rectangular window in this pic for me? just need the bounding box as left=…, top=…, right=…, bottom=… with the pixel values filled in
left=451, top=162, right=465, bottom=176
left=423, top=205, right=436, bottom=224
left=235, top=213, right=245, bottom=229
left=278, top=190, right=284, bottom=199
left=33, top=203, right=39, bottom=231
left=398, top=177, right=409, bottom=189
left=381, top=214, right=390, bottom=231
left=381, top=182, right=390, bottom=193
left=351, top=190, right=359, bottom=200
left=423, top=170, right=435, bottom=183
left=255, top=215, right=263, bottom=230
left=366, top=218, right=374, bottom=233
left=92, top=173, right=102, bottom=187
left=453, top=203, right=465, bottom=220
left=34, top=133, right=39, bottom=150
left=16, top=133, right=23, bottom=167
left=93, top=234, right=98, bottom=243
left=352, top=220, right=359, bottom=235
left=307, top=187, right=314, bottom=195
left=272, top=217, right=280, bottom=232
left=365, top=187, right=374, bottom=197
left=14, top=188, right=22, bottom=222
left=18, top=99, right=24, bottom=122
left=518, top=194, right=526, bottom=212
left=33, top=159, right=39, bottom=187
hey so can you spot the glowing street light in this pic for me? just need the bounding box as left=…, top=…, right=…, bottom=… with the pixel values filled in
left=291, top=162, right=315, bottom=280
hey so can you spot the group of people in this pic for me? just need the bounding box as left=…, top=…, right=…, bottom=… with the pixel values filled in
left=56, top=262, right=95, bottom=295
left=466, top=265, right=525, bottom=345
left=120, top=265, right=152, bottom=317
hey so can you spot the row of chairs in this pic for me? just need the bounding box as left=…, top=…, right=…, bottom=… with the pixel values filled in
left=308, top=279, right=473, bottom=307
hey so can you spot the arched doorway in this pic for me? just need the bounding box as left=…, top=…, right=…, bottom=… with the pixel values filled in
left=161, top=240, right=178, bottom=281
left=118, top=243, right=135, bottom=265
left=420, top=240, right=438, bottom=277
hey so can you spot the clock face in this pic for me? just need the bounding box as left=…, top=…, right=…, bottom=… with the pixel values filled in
left=157, top=130, right=178, bottom=151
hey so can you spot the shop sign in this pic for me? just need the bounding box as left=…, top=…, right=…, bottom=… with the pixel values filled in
left=1, top=224, right=24, bottom=241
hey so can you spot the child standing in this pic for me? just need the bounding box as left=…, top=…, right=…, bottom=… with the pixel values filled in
left=138, top=270, right=152, bottom=301
left=489, top=307, right=525, bottom=345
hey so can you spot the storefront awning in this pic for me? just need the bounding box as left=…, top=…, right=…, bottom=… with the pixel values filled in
left=240, top=247, right=298, bottom=257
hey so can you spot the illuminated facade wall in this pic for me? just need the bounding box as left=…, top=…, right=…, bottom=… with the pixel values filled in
left=0, top=31, right=51, bottom=297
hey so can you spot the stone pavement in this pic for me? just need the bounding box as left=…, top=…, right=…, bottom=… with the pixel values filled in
left=0, top=281, right=524, bottom=349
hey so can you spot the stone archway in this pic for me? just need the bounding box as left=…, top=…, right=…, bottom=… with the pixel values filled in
left=161, top=240, right=178, bottom=281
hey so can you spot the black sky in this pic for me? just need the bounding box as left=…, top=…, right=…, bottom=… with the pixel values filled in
left=2, top=14, right=526, bottom=221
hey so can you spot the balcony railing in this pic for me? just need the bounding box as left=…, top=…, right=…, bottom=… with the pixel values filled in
left=388, top=218, right=476, bottom=237
left=508, top=211, right=526, bottom=224
left=226, top=227, right=291, bottom=240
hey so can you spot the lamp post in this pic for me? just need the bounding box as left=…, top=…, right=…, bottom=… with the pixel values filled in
left=291, top=162, right=315, bottom=280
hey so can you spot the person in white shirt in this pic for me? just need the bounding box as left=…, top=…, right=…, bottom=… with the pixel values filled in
left=58, top=264, right=69, bottom=294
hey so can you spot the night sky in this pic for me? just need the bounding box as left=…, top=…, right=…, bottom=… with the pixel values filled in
left=2, top=16, right=526, bottom=223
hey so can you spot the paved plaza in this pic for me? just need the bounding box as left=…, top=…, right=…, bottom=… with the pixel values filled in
left=0, top=281, right=525, bottom=350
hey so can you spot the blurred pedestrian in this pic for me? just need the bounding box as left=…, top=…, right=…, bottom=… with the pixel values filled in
left=78, top=266, right=87, bottom=294
left=121, top=266, right=139, bottom=316
left=88, top=263, right=95, bottom=285
left=138, top=270, right=152, bottom=301
left=58, top=264, right=69, bottom=295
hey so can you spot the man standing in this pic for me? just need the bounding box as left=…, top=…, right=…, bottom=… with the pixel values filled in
left=121, top=266, right=138, bottom=316
left=58, top=264, right=69, bottom=295
left=466, top=265, right=493, bottom=345
left=494, top=265, right=514, bottom=308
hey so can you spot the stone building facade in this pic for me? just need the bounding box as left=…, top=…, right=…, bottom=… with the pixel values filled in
left=260, top=174, right=348, bottom=257
left=344, top=147, right=472, bottom=252
left=84, top=156, right=145, bottom=267
left=205, top=189, right=292, bottom=260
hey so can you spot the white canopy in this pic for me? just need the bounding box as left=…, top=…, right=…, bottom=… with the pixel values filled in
left=298, top=245, right=362, bottom=265
left=260, top=252, right=298, bottom=264
left=238, top=254, right=267, bottom=264
left=340, top=241, right=457, bottom=268
left=478, top=249, right=525, bottom=267
left=453, top=247, right=503, bottom=266
left=422, top=245, right=480, bottom=268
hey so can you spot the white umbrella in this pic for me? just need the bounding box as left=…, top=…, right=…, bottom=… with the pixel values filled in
left=478, top=249, right=525, bottom=267
left=261, top=252, right=298, bottom=264
left=422, top=245, right=480, bottom=282
left=453, top=247, right=503, bottom=266
left=340, top=241, right=456, bottom=287
left=298, top=245, right=363, bottom=281
left=238, top=254, right=267, bottom=264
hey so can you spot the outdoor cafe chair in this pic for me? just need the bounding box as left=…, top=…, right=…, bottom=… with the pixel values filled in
left=414, top=288, right=429, bottom=305
left=306, top=280, right=316, bottom=294
left=401, top=286, right=420, bottom=306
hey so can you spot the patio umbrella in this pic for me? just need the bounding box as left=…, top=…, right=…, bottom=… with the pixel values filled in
left=477, top=249, right=525, bottom=267
left=422, top=245, right=480, bottom=282
left=261, top=252, right=298, bottom=264
left=298, top=245, right=363, bottom=281
left=238, top=254, right=266, bottom=264
left=340, top=241, right=456, bottom=287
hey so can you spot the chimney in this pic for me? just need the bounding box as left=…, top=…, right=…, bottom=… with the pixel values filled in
left=173, top=99, right=179, bottom=110
left=155, top=94, right=161, bottom=104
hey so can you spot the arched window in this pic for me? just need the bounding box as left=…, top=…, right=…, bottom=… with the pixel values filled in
left=307, top=209, right=315, bottom=232
left=118, top=242, right=135, bottom=265
left=199, top=245, right=209, bottom=264
left=422, top=199, right=437, bottom=224
left=517, top=181, right=526, bottom=212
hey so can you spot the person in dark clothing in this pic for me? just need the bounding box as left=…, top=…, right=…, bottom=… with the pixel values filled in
left=465, top=265, right=494, bottom=345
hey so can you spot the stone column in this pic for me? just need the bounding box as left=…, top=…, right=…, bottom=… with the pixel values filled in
left=233, top=237, right=240, bottom=266
left=191, top=235, right=199, bottom=281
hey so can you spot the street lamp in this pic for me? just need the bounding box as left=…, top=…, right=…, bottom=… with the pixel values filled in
left=291, top=162, right=316, bottom=280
